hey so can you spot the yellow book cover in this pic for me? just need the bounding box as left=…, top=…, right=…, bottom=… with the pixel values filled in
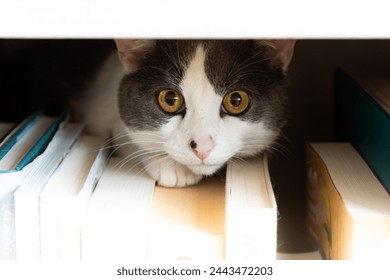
left=306, top=143, right=390, bottom=260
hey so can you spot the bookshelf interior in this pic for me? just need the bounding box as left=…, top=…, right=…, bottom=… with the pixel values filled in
left=2, top=39, right=390, bottom=255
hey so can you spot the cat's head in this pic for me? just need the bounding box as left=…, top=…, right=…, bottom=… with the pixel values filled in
left=114, top=40, right=295, bottom=181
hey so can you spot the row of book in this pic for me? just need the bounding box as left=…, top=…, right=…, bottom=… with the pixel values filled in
left=307, top=69, right=390, bottom=260
left=0, top=113, right=107, bottom=260
left=0, top=112, right=277, bottom=260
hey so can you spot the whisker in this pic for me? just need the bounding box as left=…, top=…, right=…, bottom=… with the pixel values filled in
left=135, top=154, right=173, bottom=178
left=116, top=150, right=168, bottom=177
left=116, top=148, right=167, bottom=169
left=115, top=130, right=166, bottom=139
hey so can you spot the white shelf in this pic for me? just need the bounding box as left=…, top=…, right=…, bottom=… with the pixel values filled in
left=1, top=0, right=390, bottom=38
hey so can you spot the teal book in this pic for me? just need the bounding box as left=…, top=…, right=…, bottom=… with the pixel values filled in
left=0, top=112, right=42, bottom=161
left=335, top=69, right=390, bottom=193
left=0, top=112, right=65, bottom=172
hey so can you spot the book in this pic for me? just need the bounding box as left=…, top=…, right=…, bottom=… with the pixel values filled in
left=0, top=112, right=64, bottom=171
left=335, top=69, right=390, bottom=192
left=225, top=156, right=277, bottom=260
left=14, top=122, right=84, bottom=260
left=82, top=155, right=277, bottom=260
left=81, top=157, right=156, bottom=260
left=0, top=112, right=65, bottom=260
left=306, top=142, right=390, bottom=260
left=0, top=113, right=41, bottom=163
left=39, top=134, right=108, bottom=260
left=147, top=174, right=225, bottom=260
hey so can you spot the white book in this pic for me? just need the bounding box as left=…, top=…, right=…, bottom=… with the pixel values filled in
left=0, top=113, right=64, bottom=259
left=39, top=135, right=108, bottom=260
left=225, top=156, right=277, bottom=260
left=14, top=122, right=83, bottom=260
left=81, top=157, right=156, bottom=260
left=81, top=155, right=276, bottom=260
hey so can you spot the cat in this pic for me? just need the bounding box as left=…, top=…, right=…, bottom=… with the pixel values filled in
left=75, top=39, right=296, bottom=187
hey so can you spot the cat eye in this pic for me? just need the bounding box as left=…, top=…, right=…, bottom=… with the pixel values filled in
left=157, top=89, right=185, bottom=114
left=222, top=90, right=250, bottom=115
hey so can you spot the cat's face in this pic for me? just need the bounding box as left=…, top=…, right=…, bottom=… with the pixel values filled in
left=116, top=40, right=294, bottom=179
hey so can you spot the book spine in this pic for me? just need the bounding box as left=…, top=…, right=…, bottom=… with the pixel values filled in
left=225, top=157, right=277, bottom=260
left=14, top=122, right=83, bottom=260
left=39, top=145, right=108, bottom=260
left=0, top=166, right=32, bottom=260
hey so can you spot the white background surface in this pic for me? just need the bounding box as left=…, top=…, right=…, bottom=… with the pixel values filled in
left=0, top=0, right=390, bottom=38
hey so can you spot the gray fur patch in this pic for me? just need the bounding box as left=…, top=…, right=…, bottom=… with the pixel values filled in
left=118, top=40, right=289, bottom=131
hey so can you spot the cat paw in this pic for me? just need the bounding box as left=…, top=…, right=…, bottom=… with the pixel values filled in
left=147, top=161, right=202, bottom=187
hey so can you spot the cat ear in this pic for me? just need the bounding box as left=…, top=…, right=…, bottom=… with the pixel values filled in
left=257, top=40, right=296, bottom=72
left=114, top=39, right=156, bottom=73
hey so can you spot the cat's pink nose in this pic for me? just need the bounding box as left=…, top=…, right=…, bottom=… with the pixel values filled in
left=190, top=136, right=214, bottom=161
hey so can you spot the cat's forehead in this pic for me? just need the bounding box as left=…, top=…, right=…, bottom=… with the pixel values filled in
left=147, top=40, right=271, bottom=93
left=180, top=45, right=222, bottom=116
left=152, top=40, right=257, bottom=67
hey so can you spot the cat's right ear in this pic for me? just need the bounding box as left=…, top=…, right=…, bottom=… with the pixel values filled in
left=114, top=39, right=156, bottom=73
left=256, top=39, right=296, bottom=73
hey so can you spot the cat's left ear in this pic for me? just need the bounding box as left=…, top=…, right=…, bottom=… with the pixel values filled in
left=114, top=39, right=156, bottom=73
left=257, top=39, right=296, bottom=72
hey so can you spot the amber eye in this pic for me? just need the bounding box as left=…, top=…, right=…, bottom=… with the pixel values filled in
left=222, top=90, right=250, bottom=115
left=157, top=89, right=185, bottom=114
